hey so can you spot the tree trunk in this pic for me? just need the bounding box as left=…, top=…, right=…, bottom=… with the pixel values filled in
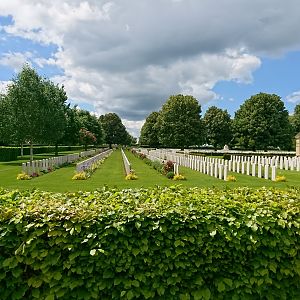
left=30, top=141, right=33, bottom=161
left=55, top=143, right=58, bottom=156
left=20, top=143, right=24, bottom=157
left=85, top=143, right=88, bottom=151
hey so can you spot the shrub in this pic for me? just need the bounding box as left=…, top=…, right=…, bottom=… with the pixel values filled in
left=125, top=172, right=138, bottom=180
left=173, top=174, right=186, bottom=180
left=163, top=160, right=174, bottom=174
left=275, top=175, right=287, bottom=182
left=166, top=171, right=175, bottom=179
left=0, top=187, right=299, bottom=299
left=226, top=175, right=236, bottom=182
left=16, top=173, right=31, bottom=180
left=72, top=171, right=88, bottom=180
left=223, top=153, right=231, bottom=160
left=152, top=160, right=163, bottom=171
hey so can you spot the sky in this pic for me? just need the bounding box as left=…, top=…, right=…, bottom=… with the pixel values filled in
left=0, top=0, right=300, bottom=137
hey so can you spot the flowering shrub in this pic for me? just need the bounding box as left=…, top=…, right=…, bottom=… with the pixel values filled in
left=125, top=172, right=138, bottom=180
left=163, top=160, right=174, bottom=174
left=226, top=175, right=236, bottom=182
left=275, top=175, right=286, bottom=182
left=173, top=174, right=186, bottom=181
left=79, top=128, right=97, bottom=150
left=72, top=171, right=88, bottom=180
left=16, top=173, right=32, bottom=180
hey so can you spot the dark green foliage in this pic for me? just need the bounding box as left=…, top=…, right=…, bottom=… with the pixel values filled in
left=290, top=104, right=300, bottom=135
left=139, top=112, right=160, bottom=147
left=166, top=171, right=175, bottom=179
left=222, top=154, right=231, bottom=160
left=203, top=106, right=232, bottom=149
left=99, top=113, right=129, bottom=147
left=157, top=94, right=204, bottom=148
left=0, top=146, right=85, bottom=161
left=233, top=93, right=292, bottom=150
left=0, top=187, right=299, bottom=299
left=0, top=147, right=19, bottom=161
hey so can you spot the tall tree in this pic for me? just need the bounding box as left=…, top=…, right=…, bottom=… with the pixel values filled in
left=77, top=109, right=103, bottom=145
left=139, top=112, right=160, bottom=147
left=99, top=113, right=128, bottom=147
left=0, top=94, right=13, bottom=145
left=157, top=94, right=203, bottom=148
left=203, top=106, right=232, bottom=149
left=5, top=65, right=46, bottom=160
left=60, top=106, right=82, bottom=146
left=233, top=93, right=292, bottom=150
left=290, top=104, right=300, bottom=135
left=42, top=80, right=68, bottom=155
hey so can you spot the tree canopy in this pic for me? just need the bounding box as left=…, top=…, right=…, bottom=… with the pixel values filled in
left=203, top=106, right=232, bottom=149
left=157, top=94, right=204, bottom=148
left=291, top=104, right=300, bottom=135
left=99, top=113, right=129, bottom=147
left=139, top=111, right=160, bottom=147
left=233, top=93, right=292, bottom=150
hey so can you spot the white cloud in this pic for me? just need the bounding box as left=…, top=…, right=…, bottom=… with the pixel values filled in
left=1, top=0, right=300, bottom=136
left=0, top=52, right=32, bottom=72
left=286, top=91, right=300, bottom=104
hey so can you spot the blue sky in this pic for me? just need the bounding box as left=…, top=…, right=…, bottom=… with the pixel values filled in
left=1, top=1, right=300, bottom=136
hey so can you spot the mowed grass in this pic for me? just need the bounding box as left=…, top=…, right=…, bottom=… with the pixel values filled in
left=0, top=149, right=299, bottom=192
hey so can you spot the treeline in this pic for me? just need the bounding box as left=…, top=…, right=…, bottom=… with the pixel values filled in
left=0, top=65, right=135, bottom=159
left=140, top=94, right=300, bottom=150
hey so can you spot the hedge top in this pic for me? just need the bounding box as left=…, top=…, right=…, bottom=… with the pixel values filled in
left=1, top=186, right=299, bottom=224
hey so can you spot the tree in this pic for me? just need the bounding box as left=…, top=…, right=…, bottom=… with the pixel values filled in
left=0, top=94, right=14, bottom=145
left=139, top=112, right=160, bottom=147
left=5, top=65, right=47, bottom=159
left=99, top=113, right=128, bottom=147
left=77, top=109, right=103, bottom=145
left=290, top=104, right=300, bottom=135
left=203, top=106, right=232, bottom=149
left=79, top=128, right=96, bottom=151
left=233, top=93, right=292, bottom=150
left=60, top=106, right=82, bottom=146
left=157, top=94, right=204, bottom=148
left=42, top=80, right=68, bottom=155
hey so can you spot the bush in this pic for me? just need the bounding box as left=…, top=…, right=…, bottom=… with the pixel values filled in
left=152, top=160, right=163, bottom=171
left=173, top=174, right=186, bottom=181
left=275, top=175, right=287, bottom=182
left=125, top=172, right=138, bottom=180
left=223, top=154, right=231, bottom=160
left=16, top=173, right=31, bottom=180
left=166, top=171, right=175, bottom=179
left=72, top=171, right=88, bottom=180
left=226, top=175, right=236, bottom=182
left=163, top=160, right=174, bottom=174
left=0, top=187, right=299, bottom=299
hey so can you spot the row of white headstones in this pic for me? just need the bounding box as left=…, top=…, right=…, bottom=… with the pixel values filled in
left=22, top=149, right=108, bottom=176
left=121, top=148, right=132, bottom=175
left=76, top=149, right=112, bottom=172
left=138, top=149, right=300, bottom=181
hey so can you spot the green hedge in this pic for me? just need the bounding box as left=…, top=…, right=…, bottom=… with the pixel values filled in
left=0, top=147, right=19, bottom=161
left=0, top=187, right=299, bottom=299
left=0, top=146, right=85, bottom=161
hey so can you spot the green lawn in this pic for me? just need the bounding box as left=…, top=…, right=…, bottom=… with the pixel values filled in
left=0, top=149, right=299, bottom=192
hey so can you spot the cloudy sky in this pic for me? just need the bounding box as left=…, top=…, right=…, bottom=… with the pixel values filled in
left=1, top=0, right=300, bottom=137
